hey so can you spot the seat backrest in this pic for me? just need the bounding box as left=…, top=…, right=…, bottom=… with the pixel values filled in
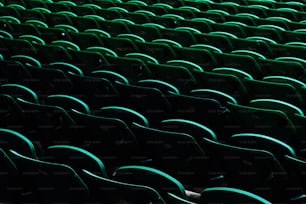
left=200, top=187, right=272, bottom=204
left=113, top=165, right=188, bottom=201
left=230, top=133, right=297, bottom=164
left=10, top=149, right=89, bottom=203
left=69, top=109, right=138, bottom=167
left=44, top=145, right=107, bottom=178
left=202, top=138, right=286, bottom=187
left=96, top=106, right=150, bottom=127
left=82, top=169, right=166, bottom=204
left=0, top=128, right=37, bottom=159
left=226, top=102, right=296, bottom=145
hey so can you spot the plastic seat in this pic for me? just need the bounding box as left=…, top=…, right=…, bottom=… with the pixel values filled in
left=214, top=53, right=263, bottom=79
left=22, top=66, right=74, bottom=97
left=2, top=38, right=37, bottom=58
left=113, top=165, right=189, bottom=202
left=67, top=49, right=109, bottom=74
left=0, top=60, right=31, bottom=85
left=230, top=133, right=297, bottom=163
left=51, top=40, right=80, bottom=51
left=173, top=47, right=217, bottom=71
left=226, top=102, right=296, bottom=145
left=113, top=81, right=171, bottom=126
left=10, top=55, right=41, bottom=68
left=166, top=60, right=204, bottom=72
left=160, top=118, right=218, bottom=145
left=0, top=30, right=13, bottom=39
left=200, top=187, right=272, bottom=204
left=17, top=35, right=45, bottom=46
left=194, top=33, right=234, bottom=53
left=136, top=79, right=180, bottom=94
left=130, top=122, right=209, bottom=186
left=44, top=145, right=107, bottom=177
left=270, top=44, right=306, bottom=60
left=159, top=28, right=197, bottom=47
left=101, top=55, right=152, bottom=84
left=231, top=38, right=273, bottom=58
left=0, top=84, right=39, bottom=103
left=34, top=44, right=72, bottom=64
left=190, top=44, right=222, bottom=54
left=192, top=70, right=248, bottom=105
left=0, top=128, right=37, bottom=158
left=146, top=63, right=197, bottom=94
left=249, top=98, right=304, bottom=122
left=69, top=109, right=138, bottom=167
left=90, top=69, right=129, bottom=84
left=166, top=92, right=226, bottom=137
left=45, top=94, right=91, bottom=114
left=134, top=41, right=177, bottom=64
left=86, top=46, right=118, bottom=57
left=242, top=78, right=304, bottom=108
left=46, top=62, right=84, bottom=76
left=10, top=150, right=89, bottom=203
left=190, top=88, right=238, bottom=107
left=44, top=13, right=73, bottom=27
left=65, top=73, right=120, bottom=110
left=212, top=67, right=253, bottom=80
left=35, top=27, right=72, bottom=44
left=231, top=49, right=266, bottom=60
left=127, top=23, right=162, bottom=41
left=82, top=169, right=166, bottom=204
left=202, top=138, right=286, bottom=202
left=70, top=16, right=100, bottom=32
left=258, top=58, right=306, bottom=80
left=96, top=106, right=149, bottom=127
left=125, top=53, right=159, bottom=64
left=100, top=36, right=138, bottom=56
left=16, top=97, right=76, bottom=148
left=117, top=33, right=145, bottom=42
left=153, top=39, right=183, bottom=48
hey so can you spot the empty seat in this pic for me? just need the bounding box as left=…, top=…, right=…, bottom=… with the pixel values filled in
left=82, top=169, right=166, bottom=204
left=200, top=187, right=272, bottom=204
left=10, top=150, right=89, bottom=203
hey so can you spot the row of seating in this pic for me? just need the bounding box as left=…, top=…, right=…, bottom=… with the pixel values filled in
left=12, top=0, right=306, bottom=21
left=2, top=126, right=283, bottom=203
left=1, top=88, right=306, bottom=203
left=1, top=1, right=305, bottom=43
left=1, top=0, right=306, bottom=203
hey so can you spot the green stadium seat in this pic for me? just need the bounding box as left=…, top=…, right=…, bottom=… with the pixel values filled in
left=146, top=62, right=197, bottom=93
left=69, top=109, right=139, bottom=167
left=0, top=83, right=39, bottom=103
left=136, top=79, right=180, bottom=94
left=192, top=70, right=248, bottom=104
left=10, top=149, right=89, bottom=203
left=46, top=61, right=84, bottom=75
left=202, top=138, right=286, bottom=202
left=212, top=67, right=254, bottom=80
left=190, top=88, right=238, bottom=106
left=160, top=118, right=218, bottom=144
left=200, top=187, right=272, bottom=204
left=82, top=169, right=166, bottom=203
left=97, top=105, right=150, bottom=128
left=242, top=78, right=304, bottom=107
left=90, top=69, right=129, bottom=84
left=45, top=94, right=91, bottom=114
left=226, top=102, right=296, bottom=144
left=113, top=165, right=190, bottom=202
left=44, top=145, right=108, bottom=177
